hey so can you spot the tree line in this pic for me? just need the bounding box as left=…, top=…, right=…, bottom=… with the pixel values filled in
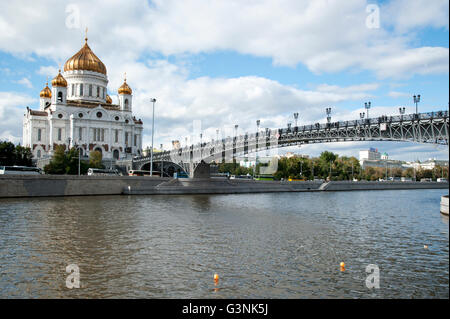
left=217, top=151, right=448, bottom=181
left=0, top=141, right=33, bottom=166
left=44, top=145, right=104, bottom=174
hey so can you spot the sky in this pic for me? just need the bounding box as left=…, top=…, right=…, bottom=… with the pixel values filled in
left=0, top=0, right=448, bottom=162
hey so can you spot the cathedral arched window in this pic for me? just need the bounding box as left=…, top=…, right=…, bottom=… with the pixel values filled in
left=124, top=99, right=129, bottom=110
left=89, top=84, right=93, bottom=96
left=37, top=150, right=41, bottom=158
left=57, top=91, right=63, bottom=102
left=80, top=84, right=83, bottom=96
left=72, top=84, right=75, bottom=96
left=37, top=128, right=41, bottom=142
left=97, top=86, right=100, bottom=97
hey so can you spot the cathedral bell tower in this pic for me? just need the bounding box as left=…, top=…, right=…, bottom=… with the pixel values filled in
left=118, top=75, right=132, bottom=112
left=51, top=70, right=67, bottom=105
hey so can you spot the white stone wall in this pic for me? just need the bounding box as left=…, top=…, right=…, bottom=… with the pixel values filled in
left=64, top=70, right=108, bottom=103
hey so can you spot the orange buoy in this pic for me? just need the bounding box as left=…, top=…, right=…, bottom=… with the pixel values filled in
left=424, top=245, right=428, bottom=249
left=214, top=273, right=219, bottom=282
left=340, top=262, right=345, bottom=267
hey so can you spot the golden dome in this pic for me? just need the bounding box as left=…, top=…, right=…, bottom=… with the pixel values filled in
left=51, top=70, right=67, bottom=87
left=40, top=83, right=51, bottom=98
left=63, top=38, right=107, bottom=75
left=118, top=78, right=132, bottom=95
left=106, top=94, right=112, bottom=104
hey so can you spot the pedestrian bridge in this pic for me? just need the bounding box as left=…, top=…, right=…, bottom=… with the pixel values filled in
left=132, top=110, right=448, bottom=176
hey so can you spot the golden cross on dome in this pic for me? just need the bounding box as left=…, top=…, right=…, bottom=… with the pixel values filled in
left=124, top=72, right=127, bottom=82
left=85, top=27, right=88, bottom=42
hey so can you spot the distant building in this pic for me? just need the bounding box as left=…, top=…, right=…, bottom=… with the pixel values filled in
left=239, top=160, right=256, bottom=168
left=23, top=37, right=143, bottom=161
left=405, top=159, right=449, bottom=170
left=359, top=148, right=403, bottom=169
left=359, top=148, right=381, bottom=161
left=275, top=152, right=309, bottom=159
left=360, top=159, right=404, bottom=170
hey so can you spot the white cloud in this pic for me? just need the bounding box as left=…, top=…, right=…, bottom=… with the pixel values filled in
left=36, top=65, right=59, bottom=79
left=0, top=0, right=447, bottom=78
left=388, top=91, right=409, bottom=98
left=382, top=0, right=449, bottom=33
left=0, top=92, right=35, bottom=143
left=15, top=77, right=33, bottom=88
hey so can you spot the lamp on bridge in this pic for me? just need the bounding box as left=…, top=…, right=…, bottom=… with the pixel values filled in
left=364, top=102, right=371, bottom=118
left=200, top=133, right=203, bottom=159
left=360, top=112, right=365, bottom=119
left=326, top=107, right=332, bottom=123
left=150, top=98, right=157, bottom=176
left=413, top=94, right=421, bottom=114
left=255, top=120, right=261, bottom=178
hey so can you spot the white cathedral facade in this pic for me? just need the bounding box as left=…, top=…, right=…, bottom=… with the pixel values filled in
left=23, top=37, right=144, bottom=161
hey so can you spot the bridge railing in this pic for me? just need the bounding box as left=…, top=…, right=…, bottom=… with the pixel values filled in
left=136, top=110, right=448, bottom=162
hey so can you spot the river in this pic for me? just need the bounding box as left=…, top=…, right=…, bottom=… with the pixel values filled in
left=0, top=189, right=448, bottom=298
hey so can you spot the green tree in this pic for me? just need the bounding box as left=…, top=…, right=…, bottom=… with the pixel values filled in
left=14, top=145, right=33, bottom=166
left=89, top=150, right=104, bottom=169
left=0, top=141, right=33, bottom=166
left=0, top=141, right=17, bottom=166
left=44, top=145, right=89, bottom=175
left=44, top=145, right=67, bottom=174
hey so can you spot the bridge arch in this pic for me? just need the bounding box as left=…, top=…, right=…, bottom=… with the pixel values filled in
left=139, top=160, right=187, bottom=177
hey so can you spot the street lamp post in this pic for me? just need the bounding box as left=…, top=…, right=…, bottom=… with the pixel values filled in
left=200, top=133, right=203, bottom=159
left=255, top=120, right=260, bottom=178
left=160, top=143, right=163, bottom=177
left=234, top=125, right=239, bottom=169
left=413, top=94, right=420, bottom=114
left=150, top=98, right=156, bottom=176
left=326, top=107, right=332, bottom=124
left=293, top=113, right=299, bottom=127
left=364, top=102, right=371, bottom=119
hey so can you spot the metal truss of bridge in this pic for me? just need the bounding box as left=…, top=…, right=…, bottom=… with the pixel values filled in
left=133, top=110, right=449, bottom=176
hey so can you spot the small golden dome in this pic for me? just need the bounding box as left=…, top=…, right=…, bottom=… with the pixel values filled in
left=64, top=38, right=107, bottom=75
left=118, top=78, right=132, bottom=95
left=106, top=94, right=112, bottom=104
left=40, top=83, right=52, bottom=98
left=51, top=70, right=67, bottom=87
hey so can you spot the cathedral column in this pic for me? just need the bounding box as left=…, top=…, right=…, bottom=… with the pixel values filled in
left=70, top=115, right=74, bottom=148
left=86, top=121, right=91, bottom=156
left=48, top=117, right=53, bottom=153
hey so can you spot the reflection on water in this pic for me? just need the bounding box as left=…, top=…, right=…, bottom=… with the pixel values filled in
left=0, top=189, right=448, bottom=298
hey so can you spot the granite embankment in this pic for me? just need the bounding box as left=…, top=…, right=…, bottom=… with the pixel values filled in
left=0, top=175, right=448, bottom=198
left=0, top=175, right=166, bottom=198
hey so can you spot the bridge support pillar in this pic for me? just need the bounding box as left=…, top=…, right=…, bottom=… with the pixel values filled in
left=192, top=161, right=211, bottom=179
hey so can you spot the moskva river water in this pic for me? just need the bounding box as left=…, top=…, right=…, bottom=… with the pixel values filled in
left=0, top=189, right=448, bottom=298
